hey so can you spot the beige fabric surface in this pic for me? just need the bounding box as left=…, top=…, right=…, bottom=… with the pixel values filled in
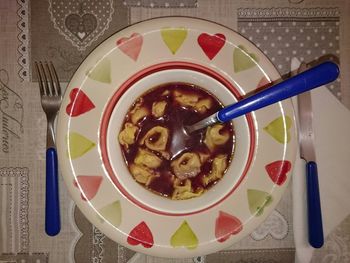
left=30, top=0, right=129, bottom=82
left=1, top=0, right=349, bottom=262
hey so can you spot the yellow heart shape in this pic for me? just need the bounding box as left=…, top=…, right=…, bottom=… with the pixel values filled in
left=247, top=189, right=273, bottom=216
left=98, top=201, right=122, bottom=227
left=86, top=58, right=111, bottom=84
left=233, top=45, right=259, bottom=73
left=264, top=115, right=292, bottom=144
left=161, top=27, right=188, bottom=54
left=67, top=132, right=95, bottom=159
left=170, top=221, right=198, bottom=250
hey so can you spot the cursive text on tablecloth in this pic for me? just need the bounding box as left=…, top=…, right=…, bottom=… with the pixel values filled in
left=0, top=69, right=24, bottom=153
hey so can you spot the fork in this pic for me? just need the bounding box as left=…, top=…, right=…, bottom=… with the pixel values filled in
left=35, top=61, right=61, bottom=236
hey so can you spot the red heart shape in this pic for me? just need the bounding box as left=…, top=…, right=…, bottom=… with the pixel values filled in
left=215, top=211, right=243, bottom=243
left=127, top=221, right=154, bottom=248
left=66, top=88, right=95, bottom=117
left=198, top=33, right=226, bottom=60
left=73, top=175, right=103, bottom=201
left=116, top=33, right=143, bottom=61
left=265, top=160, right=291, bottom=186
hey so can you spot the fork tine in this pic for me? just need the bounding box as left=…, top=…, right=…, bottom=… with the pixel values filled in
left=34, top=62, right=45, bottom=96
left=48, top=62, right=61, bottom=96
left=44, top=61, right=56, bottom=96
left=39, top=62, right=51, bottom=96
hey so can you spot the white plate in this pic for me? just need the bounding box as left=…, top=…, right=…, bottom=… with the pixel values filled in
left=57, top=17, right=297, bottom=258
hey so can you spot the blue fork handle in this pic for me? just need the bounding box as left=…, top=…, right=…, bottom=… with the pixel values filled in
left=306, top=161, right=324, bottom=248
left=45, top=147, right=61, bottom=236
left=217, top=61, right=339, bottom=122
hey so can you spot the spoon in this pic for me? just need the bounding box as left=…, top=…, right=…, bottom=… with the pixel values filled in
left=185, top=61, right=339, bottom=134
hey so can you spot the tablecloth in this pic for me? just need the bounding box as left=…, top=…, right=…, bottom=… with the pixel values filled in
left=1, top=0, right=349, bottom=262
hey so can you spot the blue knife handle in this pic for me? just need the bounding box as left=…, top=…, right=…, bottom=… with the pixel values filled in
left=217, top=61, right=339, bottom=122
left=306, top=161, right=324, bottom=248
left=45, top=147, right=61, bottom=236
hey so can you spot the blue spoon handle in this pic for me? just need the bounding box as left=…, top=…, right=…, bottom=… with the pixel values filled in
left=45, top=147, right=61, bottom=236
left=306, top=161, right=324, bottom=248
left=217, top=61, right=339, bottom=122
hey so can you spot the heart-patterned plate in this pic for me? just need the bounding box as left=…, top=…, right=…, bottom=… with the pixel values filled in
left=56, top=17, right=297, bottom=258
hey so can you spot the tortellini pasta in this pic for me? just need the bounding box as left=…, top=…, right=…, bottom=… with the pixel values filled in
left=118, top=82, right=235, bottom=200
left=174, top=90, right=199, bottom=107
left=172, top=178, right=204, bottom=200
left=129, top=164, right=157, bottom=185
left=134, top=148, right=162, bottom=169
left=118, top=122, right=138, bottom=149
left=171, top=152, right=201, bottom=179
left=194, top=98, right=212, bottom=113
left=202, top=155, right=228, bottom=186
left=140, top=126, right=169, bottom=152
left=152, top=101, right=167, bottom=118
left=204, top=124, right=230, bottom=151
left=130, top=99, right=149, bottom=124
left=173, top=90, right=212, bottom=113
left=162, top=90, right=170, bottom=96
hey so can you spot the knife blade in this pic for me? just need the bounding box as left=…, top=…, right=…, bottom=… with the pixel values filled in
left=297, top=63, right=324, bottom=248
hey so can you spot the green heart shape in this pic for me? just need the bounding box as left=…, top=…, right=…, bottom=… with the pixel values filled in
left=264, top=115, right=292, bottom=144
left=247, top=189, right=273, bottom=216
left=86, top=58, right=111, bottom=84
left=98, top=201, right=121, bottom=227
left=170, top=221, right=198, bottom=250
left=233, top=45, right=259, bottom=73
left=161, top=27, right=188, bottom=54
left=67, top=132, right=95, bottom=159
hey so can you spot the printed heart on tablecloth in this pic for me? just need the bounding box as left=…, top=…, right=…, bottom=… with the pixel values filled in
left=198, top=33, right=226, bottom=60
left=49, top=0, right=114, bottom=51
left=215, top=211, right=243, bottom=243
left=264, top=115, right=292, bottom=144
left=265, top=160, right=291, bottom=186
left=86, top=58, right=111, bottom=83
left=66, top=88, right=95, bottom=117
left=250, top=210, right=288, bottom=240
left=65, top=13, right=97, bottom=41
left=73, top=175, right=103, bottom=201
left=170, top=221, right=198, bottom=250
left=116, top=33, right=143, bottom=61
left=98, top=201, right=122, bottom=227
left=67, top=132, right=95, bottom=159
left=161, top=27, right=188, bottom=54
left=247, top=189, right=273, bottom=216
left=127, top=221, right=154, bottom=248
left=233, top=45, right=259, bottom=73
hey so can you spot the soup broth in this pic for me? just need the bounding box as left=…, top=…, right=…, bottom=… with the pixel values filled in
left=118, top=83, right=235, bottom=200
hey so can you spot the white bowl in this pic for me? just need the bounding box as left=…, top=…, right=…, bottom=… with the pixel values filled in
left=104, top=67, right=254, bottom=215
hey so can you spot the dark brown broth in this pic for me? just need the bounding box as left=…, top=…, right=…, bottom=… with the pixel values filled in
left=120, top=82, right=235, bottom=198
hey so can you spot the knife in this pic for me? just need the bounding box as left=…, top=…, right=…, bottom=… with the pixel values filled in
left=297, top=63, right=324, bottom=248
